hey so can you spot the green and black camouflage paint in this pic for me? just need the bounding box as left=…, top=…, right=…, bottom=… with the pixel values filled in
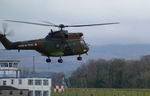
left=0, top=30, right=89, bottom=57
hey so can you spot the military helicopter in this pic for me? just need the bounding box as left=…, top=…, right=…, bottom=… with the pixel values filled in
left=0, top=20, right=119, bottom=63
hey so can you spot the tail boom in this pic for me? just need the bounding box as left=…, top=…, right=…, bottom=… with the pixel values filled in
left=0, top=34, right=12, bottom=49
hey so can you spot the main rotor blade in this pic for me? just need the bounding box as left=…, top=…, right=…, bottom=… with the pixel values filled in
left=41, top=21, right=56, bottom=26
left=5, top=20, right=119, bottom=29
left=66, top=22, right=119, bottom=27
left=5, top=20, right=56, bottom=27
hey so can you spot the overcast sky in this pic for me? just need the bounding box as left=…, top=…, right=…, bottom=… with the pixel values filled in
left=1, top=0, right=150, bottom=72
left=0, top=0, right=150, bottom=46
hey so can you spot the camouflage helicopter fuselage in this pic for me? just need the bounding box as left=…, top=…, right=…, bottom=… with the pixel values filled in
left=0, top=30, right=89, bottom=59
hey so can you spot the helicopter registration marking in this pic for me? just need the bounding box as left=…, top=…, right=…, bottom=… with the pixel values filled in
left=18, top=43, right=37, bottom=47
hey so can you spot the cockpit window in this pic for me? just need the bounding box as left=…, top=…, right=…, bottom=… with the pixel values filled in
left=80, top=39, right=86, bottom=45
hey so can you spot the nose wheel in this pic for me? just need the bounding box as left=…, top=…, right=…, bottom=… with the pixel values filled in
left=46, top=57, right=51, bottom=63
left=58, top=57, right=63, bottom=63
left=77, top=56, right=82, bottom=61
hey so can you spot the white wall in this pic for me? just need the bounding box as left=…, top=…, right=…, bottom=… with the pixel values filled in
left=0, top=60, right=20, bottom=78
left=0, top=78, right=51, bottom=96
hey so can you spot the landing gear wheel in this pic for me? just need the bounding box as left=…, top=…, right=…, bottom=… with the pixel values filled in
left=46, top=58, right=51, bottom=63
left=77, top=56, right=82, bottom=61
left=58, top=58, right=63, bottom=63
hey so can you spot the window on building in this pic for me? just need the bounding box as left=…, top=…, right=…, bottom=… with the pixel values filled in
left=19, top=79, right=22, bottom=85
left=11, top=80, right=14, bottom=84
left=13, top=63, right=18, bottom=68
left=9, top=63, right=13, bottom=67
left=28, top=91, right=33, bottom=96
left=43, top=80, right=48, bottom=85
left=20, top=91, right=23, bottom=95
left=43, top=91, right=48, bottom=96
left=9, top=91, right=13, bottom=95
left=3, top=81, right=6, bottom=85
left=5, top=63, right=8, bottom=67
left=35, top=80, right=41, bottom=85
left=28, top=80, right=33, bottom=85
left=0, top=90, right=2, bottom=94
left=35, top=90, right=42, bottom=96
left=1, top=63, right=8, bottom=67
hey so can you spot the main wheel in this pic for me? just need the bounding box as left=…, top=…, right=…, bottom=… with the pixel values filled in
left=77, top=56, right=82, bottom=61
left=58, top=59, right=63, bottom=63
left=46, top=58, right=51, bottom=63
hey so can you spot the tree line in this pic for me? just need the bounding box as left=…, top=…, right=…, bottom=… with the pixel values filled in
left=66, top=55, right=150, bottom=88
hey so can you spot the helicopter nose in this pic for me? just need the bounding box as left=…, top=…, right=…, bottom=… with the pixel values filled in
left=83, top=43, right=89, bottom=52
left=86, top=44, right=89, bottom=51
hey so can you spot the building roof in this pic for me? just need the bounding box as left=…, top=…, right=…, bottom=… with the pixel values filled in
left=0, top=86, right=29, bottom=90
left=0, top=86, right=19, bottom=90
left=20, top=73, right=51, bottom=78
left=0, top=76, right=51, bottom=79
left=0, top=60, right=20, bottom=62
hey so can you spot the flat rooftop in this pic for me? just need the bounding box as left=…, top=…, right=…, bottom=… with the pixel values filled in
left=0, top=60, right=20, bottom=62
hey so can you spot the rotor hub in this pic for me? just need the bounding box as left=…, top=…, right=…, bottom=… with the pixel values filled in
left=59, top=24, right=65, bottom=29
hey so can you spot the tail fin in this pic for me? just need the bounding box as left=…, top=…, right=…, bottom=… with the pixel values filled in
left=0, top=33, right=12, bottom=49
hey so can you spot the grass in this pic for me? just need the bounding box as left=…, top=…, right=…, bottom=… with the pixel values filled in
left=52, top=88, right=150, bottom=96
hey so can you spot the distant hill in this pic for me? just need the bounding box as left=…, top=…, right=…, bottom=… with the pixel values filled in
left=89, top=44, right=150, bottom=59
left=1, top=44, right=150, bottom=73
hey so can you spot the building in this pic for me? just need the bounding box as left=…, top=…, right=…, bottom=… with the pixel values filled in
left=0, top=60, right=52, bottom=96
left=0, top=60, right=20, bottom=78
left=0, top=78, right=51, bottom=96
left=0, top=86, right=29, bottom=96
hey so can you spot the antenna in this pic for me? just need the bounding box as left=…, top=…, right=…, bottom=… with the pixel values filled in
left=32, top=55, right=35, bottom=73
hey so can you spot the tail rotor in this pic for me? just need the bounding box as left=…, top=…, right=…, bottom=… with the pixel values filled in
left=0, top=23, right=14, bottom=37
left=0, top=23, right=14, bottom=49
